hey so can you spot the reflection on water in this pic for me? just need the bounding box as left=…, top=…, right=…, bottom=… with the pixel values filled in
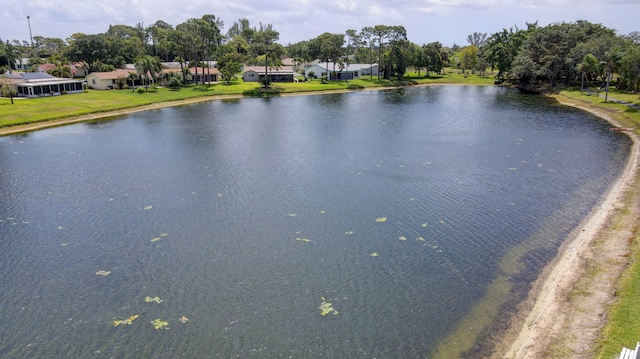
left=0, top=86, right=631, bottom=358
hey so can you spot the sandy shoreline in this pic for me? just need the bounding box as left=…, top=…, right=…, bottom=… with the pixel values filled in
left=2, top=87, right=637, bottom=358
left=493, top=97, right=640, bottom=358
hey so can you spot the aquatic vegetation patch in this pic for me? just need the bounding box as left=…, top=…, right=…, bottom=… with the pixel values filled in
left=318, top=297, right=338, bottom=316
left=144, top=205, right=153, bottom=210
left=145, top=296, right=163, bottom=304
left=399, top=236, right=407, bottom=241
left=375, top=217, right=387, bottom=223
left=370, top=252, right=379, bottom=257
left=150, top=233, right=168, bottom=242
left=95, top=270, right=111, bottom=276
left=151, top=318, right=169, bottom=329
left=113, top=315, right=139, bottom=326
left=295, top=238, right=311, bottom=243
left=178, top=316, right=189, bottom=323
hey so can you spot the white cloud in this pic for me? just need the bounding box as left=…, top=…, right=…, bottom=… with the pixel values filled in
left=0, top=0, right=637, bottom=47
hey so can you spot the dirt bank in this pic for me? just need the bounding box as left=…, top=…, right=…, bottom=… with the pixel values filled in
left=492, top=96, right=640, bottom=358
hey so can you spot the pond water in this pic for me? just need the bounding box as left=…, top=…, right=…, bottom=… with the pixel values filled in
left=0, top=86, right=631, bottom=358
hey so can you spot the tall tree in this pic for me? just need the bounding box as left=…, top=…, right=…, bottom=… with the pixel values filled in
left=603, top=47, right=624, bottom=102
left=344, top=29, right=359, bottom=82
left=576, top=53, right=599, bottom=92
left=360, top=26, right=375, bottom=80
left=423, top=42, right=444, bottom=76
left=372, top=25, right=390, bottom=80
left=251, top=23, right=280, bottom=88
left=618, top=45, right=640, bottom=92
left=146, top=20, right=174, bottom=57
left=466, top=32, right=488, bottom=48
left=386, top=26, right=407, bottom=79
left=200, top=14, right=223, bottom=84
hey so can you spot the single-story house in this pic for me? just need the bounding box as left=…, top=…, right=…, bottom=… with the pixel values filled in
left=73, top=63, right=89, bottom=78
left=189, top=67, right=219, bottom=83
left=86, top=67, right=219, bottom=90
left=86, top=69, right=137, bottom=90
left=242, top=66, right=295, bottom=83
left=161, top=67, right=219, bottom=83
left=282, top=57, right=303, bottom=72
left=36, top=63, right=81, bottom=78
left=1, top=72, right=84, bottom=98
left=305, top=62, right=379, bottom=80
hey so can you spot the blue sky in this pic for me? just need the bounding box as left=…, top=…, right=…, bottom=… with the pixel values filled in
left=1, top=0, right=638, bottom=47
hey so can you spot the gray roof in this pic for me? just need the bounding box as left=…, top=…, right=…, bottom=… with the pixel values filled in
left=17, top=72, right=57, bottom=80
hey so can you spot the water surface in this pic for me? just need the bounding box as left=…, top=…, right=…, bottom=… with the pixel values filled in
left=0, top=86, right=630, bottom=358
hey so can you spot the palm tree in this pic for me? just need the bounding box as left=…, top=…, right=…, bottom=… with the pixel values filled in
left=134, top=55, right=162, bottom=91
left=127, top=72, right=138, bottom=92
left=603, top=48, right=624, bottom=103
left=48, top=60, right=72, bottom=78
left=576, top=54, right=599, bottom=93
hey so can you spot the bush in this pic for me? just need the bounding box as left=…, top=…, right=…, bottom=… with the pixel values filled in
left=167, top=76, right=182, bottom=89
left=347, top=84, right=364, bottom=90
left=321, top=75, right=329, bottom=84
left=137, top=87, right=145, bottom=94
left=242, top=87, right=284, bottom=97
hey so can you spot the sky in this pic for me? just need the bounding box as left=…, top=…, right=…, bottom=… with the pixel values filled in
left=1, top=0, right=639, bottom=48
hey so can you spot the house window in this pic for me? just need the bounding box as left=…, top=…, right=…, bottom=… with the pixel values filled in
left=92, top=79, right=96, bottom=84
left=354, top=71, right=359, bottom=77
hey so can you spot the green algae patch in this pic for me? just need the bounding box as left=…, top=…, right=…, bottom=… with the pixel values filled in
left=319, top=297, right=338, bottom=316
left=113, top=315, right=139, bottom=326
left=151, top=318, right=169, bottom=329
left=144, top=296, right=163, bottom=304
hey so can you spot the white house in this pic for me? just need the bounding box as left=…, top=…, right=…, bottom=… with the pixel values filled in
left=305, top=62, right=379, bottom=80
left=243, top=66, right=295, bottom=83
left=14, top=58, right=31, bottom=70
left=1, top=72, right=84, bottom=98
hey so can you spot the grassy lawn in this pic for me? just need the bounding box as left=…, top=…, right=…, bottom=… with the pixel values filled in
left=559, top=89, right=640, bottom=126
left=596, top=241, right=640, bottom=358
left=556, top=88, right=640, bottom=358
left=0, top=69, right=494, bottom=129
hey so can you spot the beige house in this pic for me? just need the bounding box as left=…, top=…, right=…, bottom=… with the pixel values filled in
left=85, top=66, right=220, bottom=90
left=85, top=69, right=136, bottom=90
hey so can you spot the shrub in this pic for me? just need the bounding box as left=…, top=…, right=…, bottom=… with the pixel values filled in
left=347, top=84, right=364, bottom=90
left=242, top=87, right=283, bottom=97
left=137, top=87, right=145, bottom=94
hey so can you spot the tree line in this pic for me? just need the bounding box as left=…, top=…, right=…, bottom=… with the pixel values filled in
left=1, top=17, right=639, bottom=92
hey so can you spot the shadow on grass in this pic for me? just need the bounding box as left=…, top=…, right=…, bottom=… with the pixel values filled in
left=190, top=85, right=213, bottom=92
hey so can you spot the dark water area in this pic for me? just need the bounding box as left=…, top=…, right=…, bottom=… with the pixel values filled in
left=0, top=86, right=631, bottom=358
